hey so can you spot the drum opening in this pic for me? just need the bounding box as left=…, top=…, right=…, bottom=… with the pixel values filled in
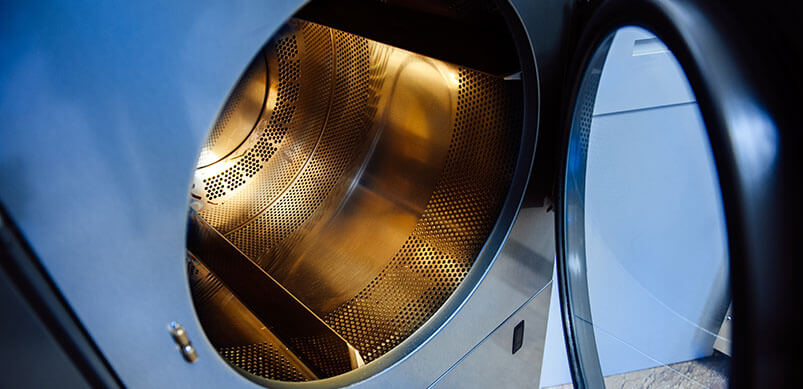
left=186, top=1, right=530, bottom=383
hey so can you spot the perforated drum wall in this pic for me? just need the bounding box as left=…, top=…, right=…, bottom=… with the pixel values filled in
left=188, top=19, right=523, bottom=382
left=323, top=69, right=521, bottom=363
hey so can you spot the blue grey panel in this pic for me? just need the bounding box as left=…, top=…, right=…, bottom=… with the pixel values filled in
left=584, top=102, right=728, bottom=375
left=431, top=283, right=552, bottom=389
left=593, top=27, right=696, bottom=116
left=0, top=1, right=304, bottom=386
left=539, top=266, right=572, bottom=387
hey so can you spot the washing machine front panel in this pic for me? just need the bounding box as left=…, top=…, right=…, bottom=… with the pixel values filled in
left=179, top=0, right=554, bottom=386
left=0, top=0, right=569, bottom=387
left=0, top=1, right=305, bottom=387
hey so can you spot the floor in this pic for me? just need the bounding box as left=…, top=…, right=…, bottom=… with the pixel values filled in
left=547, top=352, right=730, bottom=389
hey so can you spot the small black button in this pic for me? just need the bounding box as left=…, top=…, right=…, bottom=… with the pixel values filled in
left=512, top=320, right=525, bottom=354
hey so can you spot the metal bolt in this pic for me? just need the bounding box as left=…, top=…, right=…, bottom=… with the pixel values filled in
left=182, top=344, right=198, bottom=363
left=190, top=200, right=204, bottom=212
left=169, top=322, right=198, bottom=363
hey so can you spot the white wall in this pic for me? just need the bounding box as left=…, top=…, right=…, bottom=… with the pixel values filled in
left=540, top=27, right=729, bottom=386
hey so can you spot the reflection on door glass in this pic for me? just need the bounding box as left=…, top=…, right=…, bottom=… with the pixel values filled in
left=560, top=26, right=731, bottom=389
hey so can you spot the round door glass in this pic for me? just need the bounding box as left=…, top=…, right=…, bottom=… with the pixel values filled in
left=562, top=26, right=731, bottom=388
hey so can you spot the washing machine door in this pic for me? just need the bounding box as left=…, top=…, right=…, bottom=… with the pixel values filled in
left=555, top=0, right=800, bottom=388
left=556, top=1, right=800, bottom=388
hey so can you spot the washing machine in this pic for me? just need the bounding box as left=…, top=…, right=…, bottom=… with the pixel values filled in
left=0, top=0, right=800, bottom=388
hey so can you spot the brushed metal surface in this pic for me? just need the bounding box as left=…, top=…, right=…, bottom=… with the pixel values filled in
left=193, top=20, right=334, bottom=233
left=713, top=304, right=732, bottom=356
left=189, top=19, right=522, bottom=380
left=197, top=53, right=268, bottom=168
left=189, top=258, right=317, bottom=381
left=431, top=283, right=552, bottom=388
left=346, top=205, right=555, bottom=388
left=187, top=211, right=359, bottom=378
left=253, top=35, right=456, bottom=315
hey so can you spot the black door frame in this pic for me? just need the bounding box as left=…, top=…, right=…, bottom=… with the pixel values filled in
left=555, top=0, right=802, bottom=387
